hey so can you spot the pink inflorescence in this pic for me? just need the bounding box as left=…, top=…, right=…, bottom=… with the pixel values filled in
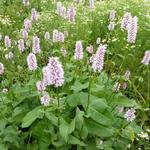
left=22, top=30, right=28, bottom=39
left=58, top=32, right=65, bottom=43
left=18, top=39, right=25, bottom=53
left=127, top=16, right=138, bottom=43
left=40, top=91, right=51, bottom=106
left=47, top=57, right=64, bottom=87
left=4, top=36, right=11, bottom=48
left=23, top=0, right=29, bottom=6
left=56, top=2, right=66, bottom=18
left=36, top=80, right=46, bottom=92
left=0, top=63, right=4, bottom=75
left=52, top=29, right=59, bottom=42
left=42, top=66, right=52, bottom=86
left=44, top=32, right=50, bottom=40
left=32, top=36, right=41, bottom=54
left=74, top=41, right=83, bottom=60
left=89, top=0, right=95, bottom=9
left=121, top=12, right=132, bottom=30
left=92, top=44, right=107, bottom=72
left=24, top=19, right=32, bottom=31
left=124, top=70, right=131, bottom=80
left=42, top=57, right=64, bottom=88
left=27, top=53, right=37, bottom=71
left=124, top=108, right=136, bottom=122
left=67, top=7, right=76, bottom=22
left=31, top=8, right=38, bottom=21
left=86, top=45, right=93, bottom=54
left=108, top=22, right=115, bottom=31
left=109, top=10, right=116, bottom=21
left=141, top=50, right=150, bottom=65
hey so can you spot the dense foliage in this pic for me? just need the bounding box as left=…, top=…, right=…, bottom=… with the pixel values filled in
left=0, top=0, right=149, bottom=149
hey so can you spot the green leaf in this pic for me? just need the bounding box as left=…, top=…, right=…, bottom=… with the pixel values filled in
left=66, top=92, right=88, bottom=109
left=113, top=93, right=140, bottom=108
left=68, top=135, right=86, bottom=146
left=45, top=112, right=58, bottom=126
left=88, top=107, right=113, bottom=126
left=22, top=106, right=42, bottom=128
left=85, top=118, right=114, bottom=137
left=68, top=119, right=75, bottom=134
left=71, top=81, right=89, bottom=93
left=59, top=118, right=69, bottom=142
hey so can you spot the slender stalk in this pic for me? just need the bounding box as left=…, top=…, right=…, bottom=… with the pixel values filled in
left=86, top=74, right=93, bottom=112
left=56, top=88, right=60, bottom=126
left=147, top=66, right=150, bottom=107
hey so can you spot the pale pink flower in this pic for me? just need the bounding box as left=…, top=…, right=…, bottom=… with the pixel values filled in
left=27, top=53, right=37, bottom=71
left=89, top=0, right=94, bottom=9
left=86, top=45, right=93, bottom=54
left=124, top=108, right=136, bottom=122
left=124, top=70, right=131, bottom=80
left=109, top=10, right=116, bottom=21
left=52, top=29, right=59, bottom=42
left=42, top=66, right=51, bottom=86
left=23, top=0, right=29, bottom=6
left=108, top=22, right=115, bottom=31
left=40, top=91, right=50, bottom=106
left=141, top=50, right=150, bottom=65
left=56, top=2, right=62, bottom=15
left=31, top=8, right=38, bottom=21
left=127, top=16, right=138, bottom=43
left=121, top=12, right=132, bottom=30
left=0, top=63, right=4, bottom=75
left=4, top=36, right=11, bottom=48
left=44, top=32, right=50, bottom=40
left=24, top=19, right=32, bottom=31
left=92, top=44, right=106, bottom=72
left=32, top=36, right=41, bottom=54
left=58, top=32, right=65, bottom=43
left=59, top=6, right=66, bottom=18
left=36, top=81, right=46, bottom=92
left=47, top=57, right=64, bottom=87
left=74, top=41, right=83, bottom=60
left=22, top=30, right=28, bottom=39
left=67, top=7, right=76, bottom=22
left=18, top=39, right=25, bottom=53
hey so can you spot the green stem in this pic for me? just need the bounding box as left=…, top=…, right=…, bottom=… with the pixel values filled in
left=56, top=88, right=60, bottom=126
left=86, top=74, right=93, bottom=112
left=147, top=66, right=150, bottom=107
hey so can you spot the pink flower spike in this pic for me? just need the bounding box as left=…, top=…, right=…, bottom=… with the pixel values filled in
left=141, top=50, right=150, bottom=65
left=40, top=91, right=51, bottom=106
left=0, top=63, right=4, bottom=75
left=27, top=53, right=37, bottom=71
left=124, top=108, right=136, bottom=122
left=74, top=41, right=83, bottom=60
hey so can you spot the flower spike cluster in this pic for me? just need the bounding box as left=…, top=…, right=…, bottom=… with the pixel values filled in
left=92, top=44, right=107, bottom=72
